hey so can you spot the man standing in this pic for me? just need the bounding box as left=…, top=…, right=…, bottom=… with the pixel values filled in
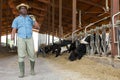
left=11, top=3, right=40, bottom=78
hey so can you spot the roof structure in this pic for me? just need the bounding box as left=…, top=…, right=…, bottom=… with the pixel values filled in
left=0, top=0, right=112, bottom=37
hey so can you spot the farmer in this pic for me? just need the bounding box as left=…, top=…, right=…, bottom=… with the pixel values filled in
left=11, top=3, right=40, bottom=78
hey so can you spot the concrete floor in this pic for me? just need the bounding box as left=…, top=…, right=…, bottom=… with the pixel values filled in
left=0, top=54, right=92, bottom=80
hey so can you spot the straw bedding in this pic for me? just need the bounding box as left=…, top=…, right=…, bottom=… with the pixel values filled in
left=45, top=53, right=120, bottom=80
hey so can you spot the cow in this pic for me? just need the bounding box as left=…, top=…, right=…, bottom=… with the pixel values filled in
left=37, top=43, right=55, bottom=57
left=68, top=39, right=86, bottom=61
left=51, top=40, right=72, bottom=57
left=84, top=33, right=104, bottom=56
left=68, top=33, right=104, bottom=61
left=37, top=40, right=72, bottom=57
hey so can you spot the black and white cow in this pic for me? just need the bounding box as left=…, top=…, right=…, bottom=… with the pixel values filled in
left=68, top=33, right=105, bottom=61
left=68, top=39, right=86, bottom=61
left=37, top=40, right=72, bottom=57
left=50, top=40, right=72, bottom=57
left=37, top=44, right=52, bottom=57
left=84, top=33, right=104, bottom=55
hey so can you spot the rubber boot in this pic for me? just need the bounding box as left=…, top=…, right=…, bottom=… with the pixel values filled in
left=30, top=61, right=35, bottom=75
left=18, top=62, right=25, bottom=78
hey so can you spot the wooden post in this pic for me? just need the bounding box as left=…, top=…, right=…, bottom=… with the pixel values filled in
left=111, top=0, right=119, bottom=56
left=47, top=33, right=48, bottom=45
left=6, top=1, right=9, bottom=47
left=48, top=0, right=50, bottom=45
left=0, top=0, right=2, bottom=46
left=79, top=10, right=81, bottom=28
left=48, top=34, right=50, bottom=45
left=72, top=0, right=77, bottom=41
left=6, top=30, right=8, bottom=46
left=46, top=33, right=47, bottom=45
left=59, top=0, right=63, bottom=41
left=52, top=0, right=55, bottom=44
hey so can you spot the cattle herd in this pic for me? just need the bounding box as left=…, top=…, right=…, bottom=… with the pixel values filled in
left=38, top=30, right=110, bottom=61
left=37, top=25, right=112, bottom=61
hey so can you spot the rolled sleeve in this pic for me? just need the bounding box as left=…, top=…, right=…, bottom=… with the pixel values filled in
left=12, top=18, right=18, bottom=29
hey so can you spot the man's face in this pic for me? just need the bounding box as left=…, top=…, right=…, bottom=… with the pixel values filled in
left=19, top=6, right=27, bottom=15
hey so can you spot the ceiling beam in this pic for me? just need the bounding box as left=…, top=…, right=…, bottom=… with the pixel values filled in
left=37, top=0, right=50, bottom=4
left=78, top=0, right=104, bottom=10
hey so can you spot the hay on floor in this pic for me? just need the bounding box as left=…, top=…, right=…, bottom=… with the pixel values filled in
left=43, top=53, right=120, bottom=80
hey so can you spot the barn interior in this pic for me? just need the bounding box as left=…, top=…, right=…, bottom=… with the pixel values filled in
left=0, top=0, right=120, bottom=80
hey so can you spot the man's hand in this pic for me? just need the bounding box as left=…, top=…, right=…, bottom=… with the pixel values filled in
left=11, top=28, right=16, bottom=40
left=33, top=21, right=40, bottom=30
left=29, top=15, right=40, bottom=30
